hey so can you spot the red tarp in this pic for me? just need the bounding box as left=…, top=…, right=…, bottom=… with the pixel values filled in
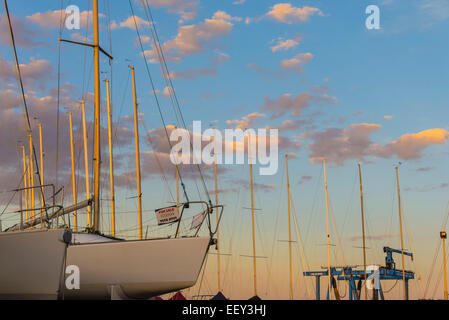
left=170, top=292, right=186, bottom=300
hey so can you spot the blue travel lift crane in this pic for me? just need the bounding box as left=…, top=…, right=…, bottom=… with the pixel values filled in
left=303, top=247, right=414, bottom=300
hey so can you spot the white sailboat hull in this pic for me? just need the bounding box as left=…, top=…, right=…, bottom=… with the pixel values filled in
left=0, top=229, right=211, bottom=299
left=63, top=236, right=210, bottom=299
left=0, top=229, right=68, bottom=299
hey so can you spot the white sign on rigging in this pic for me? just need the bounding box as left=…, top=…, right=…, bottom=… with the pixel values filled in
left=190, top=210, right=207, bottom=230
left=155, top=206, right=180, bottom=226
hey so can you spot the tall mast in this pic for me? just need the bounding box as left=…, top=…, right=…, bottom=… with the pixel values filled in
left=21, top=146, right=28, bottom=220
left=358, top=164, right=367, bottom=300
left=214, top=128, right=221, bottom=293
left=395, top=166, right=406, bottom=300
left=441, top=231, right=448, bottom=300
left=130, top=66, right=143, bottom=240
left=323, top=159, right=332, bottom=300
left=249, top=134, right=257, bottom=297
left=175, top=130, right=180, bottom=239
left=38, top=123, right=44, bottom=228
left=68, top=112, right=77, bottom=232
left=81, top=101, right=91, bottom=228
left=26, top=156, right=31, bottom=222
left=175, top=164, right=179, bottom=238
left=92, top=0, right=101, bottom=232
left=286, top=155, right=293, bottom=300
left=28, top=134, right=34, bottom=222
left=105, top=79, right=115, bottom=236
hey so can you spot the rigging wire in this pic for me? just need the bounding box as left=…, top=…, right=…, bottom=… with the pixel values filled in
left=402, top=204, right=424, bottom=290
left=328, top=194, right=347, bottom=267
left=340, top=168, right=357, bottom=239
left=383, top=280, right=399, bottom=293
left=265, top=162, right=284, bottom=296
left=3, top=0, right=49, bottom=222
left=424, top=200, right=449, bottom=298
left=291, top=197, right=313, bottom=298
left=222, top=186, right=241, bottom=293
left=55, top=0, right=66, bottom=191
left=127, top=0, right=191, bottom=204
left=139, top=0, right=212, bottom=205
left=304, top=165, right=323, bottom=246
left=141, top=119, right=175, bottom=202
left=0, top=171, right=25, bottom=218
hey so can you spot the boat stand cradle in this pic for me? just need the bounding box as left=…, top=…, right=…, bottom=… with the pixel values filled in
left=303, top=246, right=415, bottom=300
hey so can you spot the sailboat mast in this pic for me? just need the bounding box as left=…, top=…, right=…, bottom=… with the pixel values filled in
left=92, top=0, right=101, bottom=233
left=441, top=232, right=448, bottom=300
left=175, top=165, right=179, bottom=238
left=249, top=134, right=257, bottom=297
left=26, top=156, right=31, bottom=222
left=175, top=133, right=180, bottom=239
left=323, top=159, right=332, bottom=300
left=21, top=146, right=28, bottom=220
left=130, top=66, right=143, bottom=240
left=38, top=123, right=44, bottom=228
left=395, top=166, right=406, bottom=300
left=105, top=79, right=116, bottom=236
left=28, top=134, right=34, bottom=222
left=68, top=112, right=77, bottom=232
left=214, top=128, right=221, bottom=293
left=358, top=164, right=367, bottom=300
left=286, top=155, right=293, bottom=300
left=81, top=101, right=91, bottom=228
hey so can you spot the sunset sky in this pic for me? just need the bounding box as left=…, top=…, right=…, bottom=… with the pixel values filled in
left=0, top=0, right=448, bottom=300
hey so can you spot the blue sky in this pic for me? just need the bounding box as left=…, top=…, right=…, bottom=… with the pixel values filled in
left=0, top=0, right=449, bottom=299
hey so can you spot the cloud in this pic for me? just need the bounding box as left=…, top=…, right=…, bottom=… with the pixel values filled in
left=110, top=15, right=150, bottom=30
left=374, top=128, right=449, bottom=159
left=248, top=52, right=314, bottom=77
left=420, top=0, right=449, bottom=23
left=415, top=166, right=435, bottom=172
left=71, top=32, right=91, bottom=43
left=143, top=11, right=237, bottom=63
left=265, top=119, right=311, bottom=133
left=26, top=9, right=104, bottom=30
left=384, top=115, right=394, bottom=121
left=140, top=35, right=151, bottom=43
left=139, top=0, right=198, bottom=21
left=226, top=112, right=267, bottom=130
left=169, top=68, right=218, bottom=80
left=0, top=14, right=49, bottom=49
left=308, top=125, right=449, bottom=165
left=0, top=56, right=53, bottom=91
left=311, top=85, right=329, bottom=93
left=26, top=9, right=70, bottom=29
left=233, top=0, right=246, bottom=5
left=270, top=35, right=302, bottom=52
left=162, top=86, right=174, bottom=97
left=308, top=123, right=382, bottom=165
left=297, top=175, right=312, bottom=185
left=281, top=53, right=314, bottom=73
left=266, top=3, right=324, bottom=24
left=210, top=50, right=230, bottom=66
left=247, top=63, right=277, bottom=77
left=212, top=11, right=242, bottom=22
left=261, top=92, right=338, bottom=119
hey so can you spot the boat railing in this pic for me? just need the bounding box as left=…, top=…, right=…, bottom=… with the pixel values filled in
left=174, top=201, right=224, bottom=240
